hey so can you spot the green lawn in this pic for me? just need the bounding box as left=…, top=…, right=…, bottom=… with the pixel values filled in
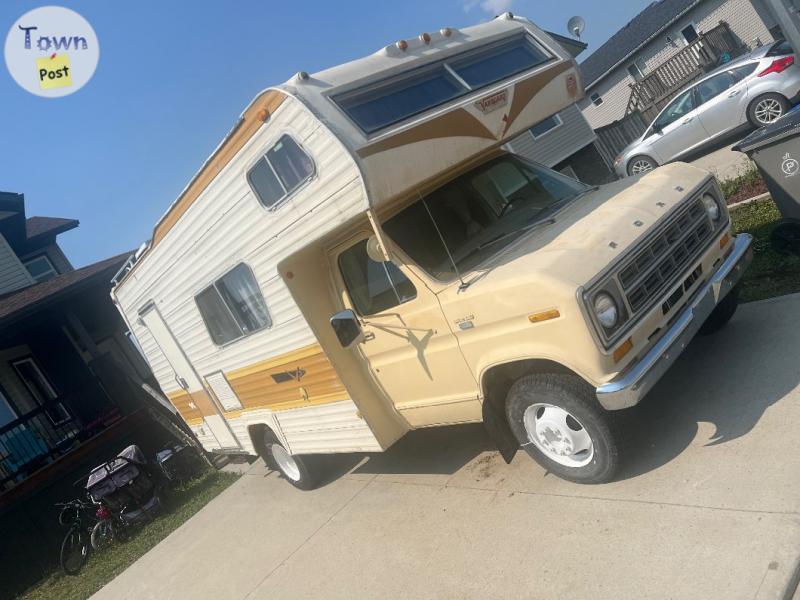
left=20, top=470, right=239, bottom=600
left=731, top=197, right=800, bottom=302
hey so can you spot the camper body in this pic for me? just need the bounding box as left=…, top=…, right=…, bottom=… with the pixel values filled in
left=112, top=14, right=752, bottom=486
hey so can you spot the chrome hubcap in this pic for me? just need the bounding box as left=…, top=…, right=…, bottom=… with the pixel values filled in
left=755, top=98, right=783, bottom=124
left=630, top=159, right=654, bottom=175
left=271, top=443, right=301, bottom=481
left=523, top=404, right=594, bottom=468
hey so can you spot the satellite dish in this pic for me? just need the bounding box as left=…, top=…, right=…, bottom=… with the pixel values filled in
left=567, top=16, right=586, bottom=39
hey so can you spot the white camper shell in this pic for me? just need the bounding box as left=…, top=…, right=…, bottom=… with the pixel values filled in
left=111, top=15, right=596, bottom=485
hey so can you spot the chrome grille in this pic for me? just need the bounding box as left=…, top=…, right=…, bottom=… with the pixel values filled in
left=618, top=200, right=712, bottom=313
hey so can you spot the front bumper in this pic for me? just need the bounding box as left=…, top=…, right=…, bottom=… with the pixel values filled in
left=596, top=233, right=753, bottom=410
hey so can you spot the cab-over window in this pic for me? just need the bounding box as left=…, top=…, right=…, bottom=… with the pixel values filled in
left=247, top=135, right=314, bottom=209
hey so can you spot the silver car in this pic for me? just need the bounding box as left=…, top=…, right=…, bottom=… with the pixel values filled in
left=615, top=40, right=800, bottom=177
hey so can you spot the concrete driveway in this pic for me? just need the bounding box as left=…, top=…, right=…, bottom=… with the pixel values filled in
left=93, top=294, right=800, bottom=600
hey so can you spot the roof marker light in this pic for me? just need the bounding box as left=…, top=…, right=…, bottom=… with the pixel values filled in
left=419, top=32, right=431, bottom=44
left=440, top=27, right=452, bottom=37
left=499, top=11, right=514, bottom=20
left=295, top=71, right=309, bottom=82
left=396, top=39, right=408, bottom=51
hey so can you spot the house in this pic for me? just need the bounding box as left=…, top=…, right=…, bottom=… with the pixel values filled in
left=0, top=191, right=180, bottom=494
left=506, top=30, right=616, bottom=184
left=577, top=0, right=781, bottom=129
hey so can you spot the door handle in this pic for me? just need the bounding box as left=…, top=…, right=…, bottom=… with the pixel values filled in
left=362, top=332, right=375, bottom=342
left=682, top=117, right=693, bottom=124
left=728, top=90, right=741, bottom=97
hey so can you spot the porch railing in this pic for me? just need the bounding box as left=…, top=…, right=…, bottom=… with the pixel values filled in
left=0, top=399, right=121, bottom=490
left=625, top=22, right=749, bottom=121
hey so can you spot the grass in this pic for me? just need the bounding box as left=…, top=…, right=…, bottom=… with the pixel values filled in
left=20, top=469, right=239, bottom=600
left=720, top=162, right=767, bottom=204
left=731, top=197, right=800, bottom=302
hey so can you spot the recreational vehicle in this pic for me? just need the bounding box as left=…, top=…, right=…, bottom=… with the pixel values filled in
left=112, top=13, right=752, bottom=486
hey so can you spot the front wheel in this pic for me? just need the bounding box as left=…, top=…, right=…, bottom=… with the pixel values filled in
left=748, top=93, right=790, bottom=127
left=267, top=441, right=317, bottom=490
left=90, top=520, right=115, bottom=551
left=505, top=373, right=622, bottom=484
left=627, top=155, right=658, bottom=177
left=60, top=526, right=89, bottom=576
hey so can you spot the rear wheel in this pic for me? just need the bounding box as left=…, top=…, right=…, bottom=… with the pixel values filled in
left=60, top=527, right=89, bottom=575
left=748, top=93, right=789, bottom=126
left=90, top=520, right=115, bottom=551
left=627, top=155, right=658, bottom=176
left=267, top=441, right=317, bottom=490
left=505, top=373, right=622, bottom=484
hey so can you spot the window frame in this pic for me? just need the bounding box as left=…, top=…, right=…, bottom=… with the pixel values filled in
left=693, top=70, right=740, bottom=107
left=590, top=92, right=603, bottom=106
left=627, top=60, right=646, bottom=81
left=23, top=254, right=58, bottom=283
left=680, top=23, right=700, bottom=45
left=194, top=263, right=272, bottom=347
left=246, top=133, right=316, bottom=212
left=529, top=114, right=564, bottom=139
left=652, top=88, right=697, bottom=131
left=11, top=356, right=71, bottom=426
left=330, top=33, right=555, bottom=136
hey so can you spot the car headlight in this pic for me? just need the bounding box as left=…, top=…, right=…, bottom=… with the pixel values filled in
left=593, top=292, right=619, bottom=329
left=701, top=193, right=720, bottom=223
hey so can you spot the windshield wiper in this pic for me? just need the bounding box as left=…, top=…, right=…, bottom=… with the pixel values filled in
left=476, top=217, right=556, bottom=251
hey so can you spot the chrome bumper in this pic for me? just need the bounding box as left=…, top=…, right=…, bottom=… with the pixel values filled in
left=596, top=233, right=753, bottom=410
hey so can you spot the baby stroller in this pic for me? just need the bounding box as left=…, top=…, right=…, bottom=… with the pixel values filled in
left=86, top=445, right=162, bottom=525
left=155, top=442, right=204, bottom=485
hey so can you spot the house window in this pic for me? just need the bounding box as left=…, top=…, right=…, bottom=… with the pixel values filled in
left=627, top=61, right=646, bottom=81
left=0, top=387, right=17, bottom=428
left=338, top=240, right=417, bottom=316
left=247, top=135, right=314, bottom=209
left=590, top=92, right=603, bottom=106
left=11, top=357, right=70, bottom=425
left=681, top=23, right=699, bottom=45
left=23, top=255, right=58, bottom=282
left=195, top=263, right=271, bottom=345
left=530, top=114, right=563, bottom=139
left=333, top=35, right=551, bottom=134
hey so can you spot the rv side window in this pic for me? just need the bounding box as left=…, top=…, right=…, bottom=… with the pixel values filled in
left=247, top=135, right=314, bottom=209
left=332, top=35, right=551, bottom=134
left=338, top=240, right=417, bottom=316
left=195, top=264, right=272, bottom=345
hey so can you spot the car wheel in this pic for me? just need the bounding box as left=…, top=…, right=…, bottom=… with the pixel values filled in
left=627, top=155, right=658, bottom=176
left=505, top=373, right=624, bottom=484
left=748, top=93, right=789, bottom=126
left=698, top=285, right=739, bottom=335
left=267, top=441, right=317, bottom=490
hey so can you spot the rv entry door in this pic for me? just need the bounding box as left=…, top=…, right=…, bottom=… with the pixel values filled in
left=138, top=303, right=241, bottom=450
left=332, top=233, right=480, bottom=427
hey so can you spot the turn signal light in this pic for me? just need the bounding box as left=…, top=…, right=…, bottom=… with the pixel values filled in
left=758, top=56, right=794, bottom=77
left=719, top=232, right=730, bottom=249
left=612, top=338, right=633, bottom=363
left=528, top=309, right=560, bottom=323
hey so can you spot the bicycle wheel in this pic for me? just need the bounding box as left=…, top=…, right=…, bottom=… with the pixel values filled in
left=60, top=526, right=89, bottom=575
left=90, top=520, right=115, bottom=551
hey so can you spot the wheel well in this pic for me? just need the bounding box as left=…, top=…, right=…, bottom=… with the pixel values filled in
left=748, top=92, right=790, bottom=111
left=482, top=359, right=577, bottom=414
left=247, top=423, right=279, bottom=469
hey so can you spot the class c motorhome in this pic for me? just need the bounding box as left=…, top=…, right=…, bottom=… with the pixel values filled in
left=112, top=13, right=752, bottom=487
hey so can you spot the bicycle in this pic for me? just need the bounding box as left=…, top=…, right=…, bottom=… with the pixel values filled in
left=56, top=498, right=97, bottom=575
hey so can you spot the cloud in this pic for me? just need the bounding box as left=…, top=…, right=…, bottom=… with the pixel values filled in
left=463, top=0, right=515, bottom=15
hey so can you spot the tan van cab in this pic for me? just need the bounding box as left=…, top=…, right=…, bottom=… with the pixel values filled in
left=112, top=13, right=752, bottom=487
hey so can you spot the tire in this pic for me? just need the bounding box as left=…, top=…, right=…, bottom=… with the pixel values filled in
left=266, top=439, right=317, bottom=490
left=748, top=93, right=790, bottom=127
left=770, top=220, right=800, bottom=256
left=60, top=526, right=89, bottom=576
left=627, top=155, right=658, bottom=177
left=699, top=285, right=740, bottom=335
left=90, top=520, right=114, bottom=551
left=505, top=373, right=622, bottom=484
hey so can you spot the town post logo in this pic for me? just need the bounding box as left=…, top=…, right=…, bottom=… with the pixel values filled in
left=4, top=6, right=99, bottom=98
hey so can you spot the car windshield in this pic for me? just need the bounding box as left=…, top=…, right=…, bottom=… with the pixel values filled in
left=767, top=39, right=793, bottom=56
left=382, top=156, right=590, bottom=281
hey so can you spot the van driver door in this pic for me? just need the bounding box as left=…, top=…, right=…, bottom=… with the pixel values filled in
left=330, top=232, right=480, bottom=428
left=139, top=303, right=241, bottom=450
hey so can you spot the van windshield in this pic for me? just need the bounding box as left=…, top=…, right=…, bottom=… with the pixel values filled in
left=382, top=156, right=589, bottom=281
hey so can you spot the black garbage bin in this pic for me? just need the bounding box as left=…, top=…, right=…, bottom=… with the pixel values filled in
left=733, top=108, right=800, bottom=221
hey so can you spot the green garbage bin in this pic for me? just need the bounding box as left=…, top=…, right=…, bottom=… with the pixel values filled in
left=734, top=109, right=800, bottom=221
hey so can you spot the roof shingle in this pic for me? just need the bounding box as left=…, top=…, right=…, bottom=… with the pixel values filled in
left=25, top=216, right=79, bottom=240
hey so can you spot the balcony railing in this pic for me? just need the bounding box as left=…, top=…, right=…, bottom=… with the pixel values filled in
left=626, top=22, right=748, bottom=121
left=0, top=398, right=121, bottom=490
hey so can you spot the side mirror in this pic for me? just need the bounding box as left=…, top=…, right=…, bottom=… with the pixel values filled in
left=652, top=123, right=663, bottom=135
left=330, top=309, right=364, bottom=348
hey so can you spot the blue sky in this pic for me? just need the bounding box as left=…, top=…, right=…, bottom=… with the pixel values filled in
left=0, top=0, right=653, bottom=267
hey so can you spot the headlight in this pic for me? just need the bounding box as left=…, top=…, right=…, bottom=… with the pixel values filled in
left=701, top=193, right=720, bottom=223
left=593, top=293, right=619, bottom=329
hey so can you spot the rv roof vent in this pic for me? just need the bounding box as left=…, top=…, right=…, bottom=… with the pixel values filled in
left=419, top=32, right=431, bottom=44
left=440, top=27, right=453, bottom=37
left=395, top=39, right=408, bottom=51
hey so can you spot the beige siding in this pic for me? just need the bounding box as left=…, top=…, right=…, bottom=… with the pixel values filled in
left=505, top=105, right=596, bottom=167
left=580, top=0, right=774, bottom=128
left=0, top=233, right=34, bottom=295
